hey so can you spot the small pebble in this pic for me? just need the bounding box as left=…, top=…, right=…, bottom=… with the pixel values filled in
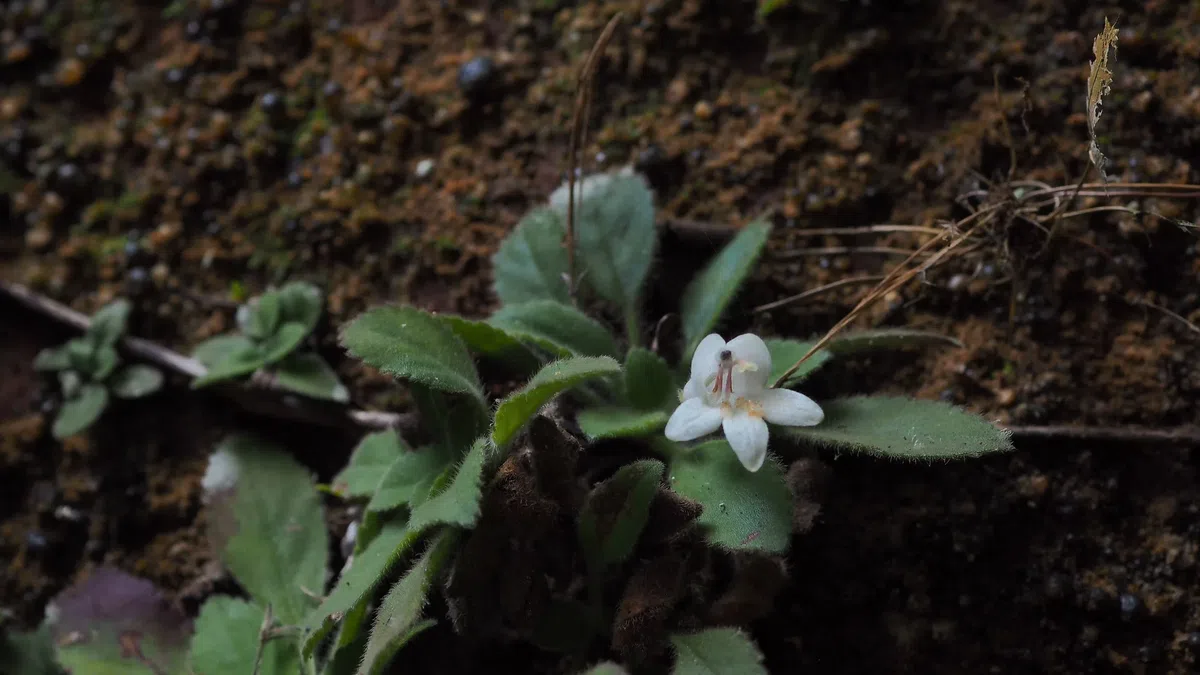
left=457, top=55, right=495, bottom=99
left=415, top=158, right=435, bottom=179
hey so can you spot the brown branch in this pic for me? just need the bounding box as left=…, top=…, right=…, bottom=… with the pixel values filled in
left=1008, top=424, right=1200, bottom=446
left=0, top=280, right=416, bottom=434
left=752, top=276, right=886, bottom=313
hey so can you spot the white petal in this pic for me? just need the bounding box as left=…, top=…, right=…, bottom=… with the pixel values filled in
left=727, top=333, right=771, bottom=396
left=758, top=388, right=824, bottom=427
left=689, top=333, right=727, bottom=388
left=722, top=413, right=769, bottom=472
left=665, top=397, right=723, bottom=442
left=682, top=377, right=702, bottom=400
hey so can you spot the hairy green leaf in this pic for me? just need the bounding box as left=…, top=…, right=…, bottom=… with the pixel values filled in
left=407, top=438, right=489, bottom=531
left=441, top=314, right=541, bottom=373
left=780, top=396, right=1013, bottom=459
left=577, top=407, right=669, bottom=440
left=191, top=342, right=271, bottom=388
left=357, top=529, right=459, bottom=675
left=492, top=357, right=622, bottom=447
left=52, top=384, right=109, bottom=439
left=209, top=435, right=329, bottom=624
left=87, top=299, right=131, bottom=348
left=188, top=596, right=299, bottom=675
left=492, top=207, right=569, bottom=306
left=369, top=445, right=455, bottom=513
left=272, top=352, right=349, bottom=402
left=410, top=384, right=487, bottom=456
left=276, top=280, right=324, bottom=334
left=91, top=345, right=119, bottom=380
left=340, top=306, right=483, bottom=403
left=47, top=567, right=192, bottom=675
left=108, top=364, right=163, bottom=399
left=669, top=628, right=767, bottom=675
left=241, top=292, right=281, bottom=340
left=679, top=221, right=772, bottom=356
left=65, top=338, right=96, bottom=372
left=551, top=172, right=657, bottom=312
left=623, top=347, right=677, bottom=410
left=300, top=520, right=421, bottom=659
left=334, top=430, right=409, bottom=498
left=257, top=321, right=309, bottom=367
left=667, top=440, right=792, bottom=554
left=765, top=338, right=833, bottom=388
left=191, top=334, right=256, bottom=370
left=489, top=300, right=619, bottom=359
left=578, top=460, right=664, bottom=568
left=33, top=345, right=71, bottom=372
left=828, top=328, right=963, bottom=355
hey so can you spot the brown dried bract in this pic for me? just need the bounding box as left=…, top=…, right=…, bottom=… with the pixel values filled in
left=1086, top=17, right=1119, bottom=181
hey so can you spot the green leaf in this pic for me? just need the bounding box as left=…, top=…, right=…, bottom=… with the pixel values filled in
left=0, top=628, right=62, bottom=675
left=256, top=321, right=309, bottom=368
left=108, top=364, right=163, bottom=399
left=492, top=206, right=570, bottom=306
left=209, top=434, right=329, bottom=624
left=410, top=384, right=487, bottom=457
left=407, top=437, right=489, bottom=532
left=52, top=384, right=109, bottom=439
left=578, top=459, right=664, bottom=568
left=489, top=300, right=619, bottom=359
left=240, top=292, right=281, bottom=340
left=827, top=328, right=964, bottom=355
left=33, top=345, right=71, bottom=372
left=577, top=407, right=669, bottom=440
left=191, top=334, right=256, bottom=370
left=300, top=519, right=422, bottom=659
left=66, top=338, right=96, bottom=372
left=552, top=172, right=657, bottom=313
left=780, top=396, right=1014, bottom=459
left=188, top=596, right=300, bottom=675
left=669, top=628, right=767, bottom=675
left=334, top=430, right=409, bottom=498
left=679, top=221, right=772, bottom=356
left=368, top=445, right=455, bottom=513
left=272, top=352, right=349, bottom=402
left=357, top=529, right=459, bottom=675
left=441, top=314, right=541, bottom=373
left=47, top=567, right=191, bottom=675
left=765, top=338, right=833, bottom=388
left=91, top=344, right=119, bottom=380
left=340, top=306, right=484, bottom=402
left=492, top=356, right=622, bottom=448
left=276, top=280, right=324, bottom=334
left=666, top=440, right=792, bottom=554
left=87, top=299, right=131, bottom=347
left=192, top=323, right=306, bottom=388
left=623, top=347, right=677, bottom=409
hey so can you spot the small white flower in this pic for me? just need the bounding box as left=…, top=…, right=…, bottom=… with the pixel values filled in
left=665, top=333, right=823, bottom=472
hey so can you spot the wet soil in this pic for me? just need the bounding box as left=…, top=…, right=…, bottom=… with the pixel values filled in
left=2, top=0, right=1200, bottom=672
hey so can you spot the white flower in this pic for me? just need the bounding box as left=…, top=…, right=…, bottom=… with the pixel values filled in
left=665, top=333, right=824, bottom=472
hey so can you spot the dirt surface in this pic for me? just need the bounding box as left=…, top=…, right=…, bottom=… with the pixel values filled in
left=2, top=0, right=1200, bottom=672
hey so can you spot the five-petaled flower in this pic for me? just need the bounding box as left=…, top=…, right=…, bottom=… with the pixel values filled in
left=665, top=333, right=823, bottom=472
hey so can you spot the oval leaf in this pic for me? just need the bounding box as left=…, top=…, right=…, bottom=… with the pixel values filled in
left=578, top=459, right=664, bottom=568
left=441, top=314, right=541, bottom=373
left=88, top=299, right=131, bottom=348
left=33, top=345, right=71, bottom=372
left=271, top=352, right=349, bottom=402
left=492, top=206, right=569, bottom=306
left=206, top=434, right=329, bottom=625
left=356, top=530, right=459, bottom=675
left=551, top=171, right=657, bottom=312
left=492, top=356, right=622, bottom=448
left=368, top=445, right=455, bottom=513
left=669, top=628, right=767, bottom=675
left=52, top=384, right=109, bottom=439
left=191, top=334, right=256, bottom=370
left=780, top=396, right=1013, bottom=459
left=340, top=306, right=483, bottom=401
left=679, top=221, right=772, bottom=356
left=108, top=364, right=164, bottom=399
left=333, top=429, right=410, bottom=498
left=624, top=347, right=677, bottom=410
left=765, top=338, right=833, bottom=388
left=666, top=440, right=792, bottom=554
left=489, top=300, right=619, bottom=359
left=191, top=342, right=270, bottom=388
left=577, top=407, right=669, bottom=440
left=407, top=437, right=489, bottom=532
left=276, top=280, right=324, bottom=333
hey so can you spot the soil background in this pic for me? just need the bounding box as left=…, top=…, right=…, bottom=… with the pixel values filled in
left=3, top=0, right=1200, bottom=673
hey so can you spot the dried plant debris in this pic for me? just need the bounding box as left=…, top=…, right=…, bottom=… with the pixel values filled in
left=1086, top=17, right=1119, bottom=182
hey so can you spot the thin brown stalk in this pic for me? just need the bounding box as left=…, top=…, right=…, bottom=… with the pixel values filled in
left=564, top=12, right=623, bottom=301
left=251, top=604, right=273, bottom=675
left=1009, top=424, right=1200, bottom=445
left=773, top=246, right=931, bottom=259
left=752, top=276, right=885, bottom=313
left=1134, top=298, right=1200, bottom=336
left=787, top=225, right=948, bottom=237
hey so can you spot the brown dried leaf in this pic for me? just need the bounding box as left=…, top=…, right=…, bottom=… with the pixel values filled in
left=1086, top=17, right=1118, bottom=181
left=611, top=550, right=690, bottom=662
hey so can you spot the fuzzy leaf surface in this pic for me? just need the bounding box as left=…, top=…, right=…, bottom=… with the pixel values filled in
left=492, top=357, right=621, bottom=447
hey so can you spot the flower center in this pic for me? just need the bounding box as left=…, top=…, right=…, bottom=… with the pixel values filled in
left=706, top=349, right=760, bottom=406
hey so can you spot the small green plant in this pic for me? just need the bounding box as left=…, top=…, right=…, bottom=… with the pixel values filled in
left=33, top=299, right=164, bottom=439
left=190, top=281, right=348, bottom=402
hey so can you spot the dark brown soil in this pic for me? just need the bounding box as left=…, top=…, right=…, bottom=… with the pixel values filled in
left=2, top=0, right=1200, bottom=672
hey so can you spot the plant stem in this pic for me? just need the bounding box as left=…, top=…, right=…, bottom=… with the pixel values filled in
left=624, top=306, right=642, bottom=349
